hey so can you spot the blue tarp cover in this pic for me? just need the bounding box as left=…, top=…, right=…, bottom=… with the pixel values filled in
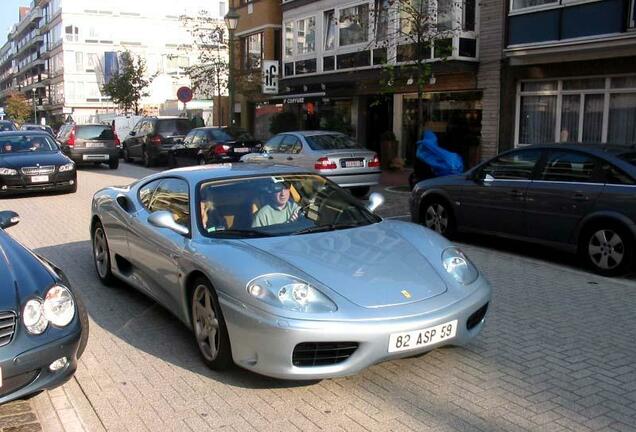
left=415, top=131, right=464, bottom=176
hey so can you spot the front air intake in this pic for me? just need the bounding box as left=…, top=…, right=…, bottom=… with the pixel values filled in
left=293, top=342, right=358, bottom=367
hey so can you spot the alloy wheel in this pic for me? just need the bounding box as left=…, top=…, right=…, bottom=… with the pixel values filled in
left=424, top=203, right=449, bottom=234
left=192, top=284, right=220, bottom=362
left=198, top=157, right=206, bottom=166
left=93, top=227, right=109, bottom=279
left=588, top=229, right=625, bottom=271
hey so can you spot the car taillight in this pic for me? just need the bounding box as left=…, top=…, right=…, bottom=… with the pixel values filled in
left=368, top=154, right=380, bottom=168
left=67, top=127, right=76, bottom=147
left=214, top=144, right=230, bottom=155
left=315, top=157, right=337, bottom=170
left=149, top=135, right=162, bottom=145
left=113, top=129, right=120, bottom=147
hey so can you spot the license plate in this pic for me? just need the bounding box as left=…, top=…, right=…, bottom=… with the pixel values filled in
left=85, top=142, right=104, bottom=148
left=31, top=175, right=49, bottom=183
left=344, top=160, right=364, bottom=168
left=388, top=320, right=457, bottom=353
left=234, top=147, right=250, bottom=153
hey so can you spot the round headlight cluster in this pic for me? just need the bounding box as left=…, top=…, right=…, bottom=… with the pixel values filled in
left=442, top=247, right=479, bottom=285
left=247, top=274, right=337, bottom=313
left=23, top=285, right=75, bottom=335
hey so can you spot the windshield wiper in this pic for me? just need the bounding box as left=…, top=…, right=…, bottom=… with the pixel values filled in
left=293, top=223, right=364, bottom=235
left=208, top=229, right=273, bottom=238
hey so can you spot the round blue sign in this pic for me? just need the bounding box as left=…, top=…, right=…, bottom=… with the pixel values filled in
left=177, top=86, right=193, bottom=103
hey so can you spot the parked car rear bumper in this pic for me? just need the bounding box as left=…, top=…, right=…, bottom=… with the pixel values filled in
left=67, top=147, right=119, bottom=164
left=325, top=171, right=381, bottom=188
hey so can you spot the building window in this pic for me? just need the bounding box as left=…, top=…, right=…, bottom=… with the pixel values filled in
left=324, top=10, right=336, bottom=51
left=243, top=32, right=262, bottom=70
left=510, top=0, right=558, bottom=12
left=75, top=52, right=84, bottom=71
left=219, top=1, right=226, bottom=17
left=517, top=76, right=636, bottom=146
left=296, top=17, right=316, bottom=55
left=339, top=4, right=369, bottom=46
left=284, top=22, right=294, bottom=57
left=65, top=25, right=79, bottom=42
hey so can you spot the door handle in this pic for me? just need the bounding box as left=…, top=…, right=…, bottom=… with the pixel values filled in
left=286, top=157, right=293, bottom=161
left=572, top=192, right=589, bottom=201
left=509, top=190, right=524, bottom=198
left=268, top=156, right=274, bottom=160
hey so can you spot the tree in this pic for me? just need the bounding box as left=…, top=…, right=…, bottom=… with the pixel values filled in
left=101, top=51, right=154, bottom=115
left=368, top=0, right=460, bottom=138
left=5, top=92, right=31, bottom=125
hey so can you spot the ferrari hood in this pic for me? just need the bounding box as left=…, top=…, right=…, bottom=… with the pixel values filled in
left=244, top=221, right=448, bottom=308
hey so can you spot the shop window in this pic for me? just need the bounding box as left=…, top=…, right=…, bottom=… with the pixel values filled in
left=611, top=75, right=636, bottom=89
left=337, top=51, right=370, bottom=70
left=563, top=78, right=605, bottom=90
left=397, top=44, right=431, bottom=63
left=519, top=95, right=557, bottom=145
left=510, top=0, right=558, bottom=11
left=582, top=95, right=603, bottom=142
left=323, top=56, right=335, bottom=71
left=434, top=39, right=453, bottom=58
left=339, top=4, right=369, bottom=46
left=295, top=59, right=317, bottom=75
left=458, top=38, right=476, bottom=58
left=284, top=62, right=294, bottom=76
left=373, top=48, right=387, bottom=65
left=522, top=81, right=557, bottom=92
left=296, top=17, right=316, bottom=55
left=608, top=94, right=636, bottom=145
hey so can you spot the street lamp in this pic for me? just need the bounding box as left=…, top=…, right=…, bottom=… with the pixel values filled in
left=31, top=88, right=37, bottom=124
left=224, top=8, right=240, bottom=126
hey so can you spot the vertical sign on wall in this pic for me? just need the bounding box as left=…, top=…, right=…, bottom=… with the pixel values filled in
left=262, top=60, right=279, bottom=95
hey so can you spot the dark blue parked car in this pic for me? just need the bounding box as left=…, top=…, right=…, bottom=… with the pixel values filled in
left=410, top=143, right=636, bottom=276
left=0, top=211, right=88, bottom=404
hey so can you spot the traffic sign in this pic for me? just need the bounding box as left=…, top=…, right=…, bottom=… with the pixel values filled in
left=177, top=86, right=193, bottom=103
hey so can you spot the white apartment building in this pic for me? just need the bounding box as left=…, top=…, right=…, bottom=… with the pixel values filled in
left=0, top=0, right=229, bottom=125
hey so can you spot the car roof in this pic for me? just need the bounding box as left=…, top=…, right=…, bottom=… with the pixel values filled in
left=283, top=130, right=345, bottom=137
left=142, top=163, right=312, bottom=184
left=0, top=130, right=54, bottom=137
left=522, top=143, right=634, bottom=155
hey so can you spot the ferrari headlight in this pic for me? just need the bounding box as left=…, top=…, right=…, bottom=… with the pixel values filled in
left=58, top=162, right=75, bottom=172
left=23, top=299, right=48, bottom=334
left=0, top=168, right=17, bottom=176
left=247, top=274, right=337, bottom=313
left=43, top=285, right=75, bottom=327
left=442, top=247, right=479, bottom=285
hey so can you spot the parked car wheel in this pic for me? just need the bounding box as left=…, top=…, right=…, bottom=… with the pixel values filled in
left=198, top=156, right=206, bottom=166
left=421, top=198, right=455, bottom=238
left=123, top=146, right=132, bottom=162
left=143, top=148, right=153, bottom=167
left=580, top=222, right=632, bottom=276
left=190, top=278, right=233, bottom=370
left=92, top=221, right=116, bottom=285
left=109, top=158, right=119, bottom=170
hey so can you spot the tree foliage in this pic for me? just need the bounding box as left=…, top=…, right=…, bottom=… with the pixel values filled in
left=101, top=51, right=154, bottom=115
left=368, top=0, right=461, bottom=137
left=5, top=92, right=31, bottom=125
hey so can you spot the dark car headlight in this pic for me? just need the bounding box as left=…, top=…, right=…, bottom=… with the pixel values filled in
left=0, top=167, right=17, bottom=176
left=23, top=285, right=75, bottom=334
left=442, top=247, right=479, bottom=285
left=247, top=274, right=337, bottom=313
left=58, top=162, right=75, bottom=172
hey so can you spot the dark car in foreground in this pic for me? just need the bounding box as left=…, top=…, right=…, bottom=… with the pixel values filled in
left=168, top=127, right=262, bottom=167
left=0, top=121, right=17, bottom=132
left=0, top=211, right=88, bottom=404
left=57, top=124, right=120, bottom=169
left=123, top=117, right=193, bottom=167
left=0, top=132, right=77, bottom=195
left=411, top=143, right=636, bottom=276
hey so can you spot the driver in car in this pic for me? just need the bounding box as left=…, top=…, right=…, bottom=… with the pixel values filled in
left=252, top=181, right=301, bottom=228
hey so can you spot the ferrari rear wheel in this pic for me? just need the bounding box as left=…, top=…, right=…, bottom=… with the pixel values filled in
left=92, top=222, right=115, bottom=285
left=191, top=278, right=233, bottom=370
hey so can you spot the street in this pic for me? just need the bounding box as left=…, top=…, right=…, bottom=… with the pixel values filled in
left=4, top=162, right=636, bottom=432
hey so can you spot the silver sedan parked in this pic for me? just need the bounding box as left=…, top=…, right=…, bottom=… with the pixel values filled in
left=241, top=131, right=381, bottom=197
left=91, top=164, right=491, bottom=379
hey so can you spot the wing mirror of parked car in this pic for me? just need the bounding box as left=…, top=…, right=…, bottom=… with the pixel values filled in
left=482, top=174, right=495, bottom=185
left=129, top=131, right=136, bottom=136
left=367, top=192, right=385, bottom=213
left=0, top=211, right=20, bottom=229
left=148, top=211, right=190, bottom=236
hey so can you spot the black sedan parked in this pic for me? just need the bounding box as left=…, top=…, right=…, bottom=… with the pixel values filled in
left=168, top=127, right=262, bottom=167
left=0, top=211, right=88, bottom=404
left=0, top=121, right=17, bottom=132
left=0, top=131, right=77, bottom=195
left=411, top=143, right=636, bottom=276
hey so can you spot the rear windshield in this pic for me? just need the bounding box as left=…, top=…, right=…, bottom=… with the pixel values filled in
left=0, top=135, right=58, bottom=153
left=0, top=122, right=16, bottom=131
left=305, top=134, right=362, bottom=150
left=76, top=125, right=114, bottom=140
left=157, top=119, right=192, bottom=135
left=618, top=153, right=636, bottom=166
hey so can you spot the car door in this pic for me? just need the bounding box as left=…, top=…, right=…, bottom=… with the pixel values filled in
left=272, top=135, right=302, bottom=166
left=128, top=121, right=146, bottom=157
left=458, top=148, right=543, bottom=237
left=246, top=134, right=283, bottom=163
left=177, top=130, right=204, bottom=166
left=525, top=150, right=605, bottom=244
left=127, top=177, right=190, bottom=307
left=172, top=131, right=195, bottom=166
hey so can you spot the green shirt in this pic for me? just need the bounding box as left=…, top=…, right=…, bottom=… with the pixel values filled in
left=252, top=202, right=300, bottom=228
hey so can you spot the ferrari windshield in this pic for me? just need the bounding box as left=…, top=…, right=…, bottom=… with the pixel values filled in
left=0, top=134, right=58, bottom=154
left=198, top=174, right=380, bottom=238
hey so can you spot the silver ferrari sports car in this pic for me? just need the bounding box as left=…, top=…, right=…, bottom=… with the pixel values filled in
left=91, top=164, right=491, bottom=379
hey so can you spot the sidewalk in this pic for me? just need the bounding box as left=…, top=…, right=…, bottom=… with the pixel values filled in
left=379, top=167, right=412, bottom=187
left=0, top=400, right=40, bottom=432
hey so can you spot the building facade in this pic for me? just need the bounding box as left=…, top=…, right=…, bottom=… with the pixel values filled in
left=0, top=0, right=229, bottom=127
left=501, top=0, right=636, bottom=149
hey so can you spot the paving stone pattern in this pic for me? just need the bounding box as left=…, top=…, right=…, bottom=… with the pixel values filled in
left=4, top=163, right=636, bottom=431
left=0, top=400, right=41, bottom=432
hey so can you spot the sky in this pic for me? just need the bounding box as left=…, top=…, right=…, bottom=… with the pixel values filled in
left=0, top=0, right=31, bottom=43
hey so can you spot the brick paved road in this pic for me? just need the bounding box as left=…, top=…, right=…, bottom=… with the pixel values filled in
left=4, top=163, right=636, bottom=431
